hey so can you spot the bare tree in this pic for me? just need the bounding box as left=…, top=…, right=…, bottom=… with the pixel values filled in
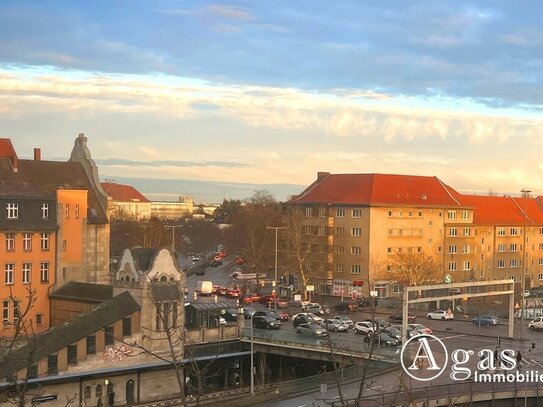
left=376, top=252, right=441, bottom=288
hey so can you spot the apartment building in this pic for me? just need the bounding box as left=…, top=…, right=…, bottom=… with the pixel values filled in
left=150, top=196, right=194, bottom=220
left=288, top=172, right=543, bottom=298
left=101, top=181, right=152, bottom=220
left=0, top=135, right=110, bottom=334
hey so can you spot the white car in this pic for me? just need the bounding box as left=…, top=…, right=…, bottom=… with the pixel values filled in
left=192, top=255, right=201, bottom=262
left=529, top=317, right=543, bottom=330
left=292, top=312, right=324, bottom=324
left=427, top=310, right=454, bottom=320
left=353, top=321, right=377, bottom=335
left=332, top=315, right=354, bottom=328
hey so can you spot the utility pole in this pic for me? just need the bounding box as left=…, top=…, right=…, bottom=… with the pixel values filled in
left=267, top=226, right=286, bottom=310
left=521, top=189, right=531, bottom=341
left=165, top=224, right=183, bottom=253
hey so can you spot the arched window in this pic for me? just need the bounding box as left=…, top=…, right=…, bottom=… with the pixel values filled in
left=84, top=385, right=91, bottom=399
left=120, top=276, right=124, bottom=281
left=169, top=277, right=175, bottom=282
left=96, top=384, right=103, bottom=398
left=160, top=276, right=167, bottom=282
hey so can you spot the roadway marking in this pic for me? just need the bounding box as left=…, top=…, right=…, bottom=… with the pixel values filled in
left=430, top=334, right=466, bottom=341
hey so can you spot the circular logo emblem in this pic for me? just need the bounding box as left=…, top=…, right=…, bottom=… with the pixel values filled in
left=400, top=334, right=448, bottom=381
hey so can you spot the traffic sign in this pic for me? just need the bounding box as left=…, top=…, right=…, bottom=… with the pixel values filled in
left=444, top=274, right=452, bottom=284
left=236, top=273, right=257, bottom=280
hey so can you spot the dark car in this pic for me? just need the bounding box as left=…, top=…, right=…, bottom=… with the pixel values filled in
left=253, top=316, right=281, bottom=329
left=195, top=268, right=205, bottom=276
left=220, top=308, right=238, bottom=322
left=388, top=314, right=416, bottom=323
left=382, top=326, right=402, bottom=342
left=472, top=315, right=498, bottom=326
left=293, top=314, right=315, bottom=328
left=243, top=307, right=256, bottom=319
left=254, top=310, right=281, bottom=321
left=210, top=260, right=221, bottom=267
left=332, top=302, right=358, bottom=312
left=363, top=332, right=400, bottom=347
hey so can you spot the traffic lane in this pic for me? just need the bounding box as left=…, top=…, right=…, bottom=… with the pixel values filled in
left=185, top=259, right=236, bottom=292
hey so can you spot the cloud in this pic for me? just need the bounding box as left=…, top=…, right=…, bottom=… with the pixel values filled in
left=94, top=158, right=249, bottom=169
left=205, top=5, right=255, bottom=21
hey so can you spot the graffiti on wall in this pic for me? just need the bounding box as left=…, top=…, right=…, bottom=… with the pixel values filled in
left=104, top=345, right=133, bottom=362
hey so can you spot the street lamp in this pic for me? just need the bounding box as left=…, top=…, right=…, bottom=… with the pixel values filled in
left=521, top=189, right=532, bottom=341
left=165, top=224, right=183, bottom=253
left=267, top=226, right=286, bottom=310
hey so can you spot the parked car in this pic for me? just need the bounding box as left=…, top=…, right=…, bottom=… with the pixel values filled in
left=254, top=310, right=281, bottom=321
left=217, top=316, right=226, bottom=326
left=243, top=307, right=256, bottom=319
left=529, top=317, right=543, bottom=330
left=332, top=302, right=358, bottom=312
left=296, top=322, right=328, bottom=337
left=210, top=260, right=221, bottom=267
left=427, top=310, right=454, bottom=320
left=195, top=268, right=205, bottom=276
left=408, top=323, right=432, bottom=335
left=324, top=319, right=349, bottom=332
left=253, top=316, right=281, bottom=329
left=353, top=321, right=377, bottom=335
left=301, top=303, right=321, bottom=312
left=220, top=308, right=238, bottom=322
left=382, top=326, right=402, bottom=342
left=276, top=311, right=289, bottom=321
left=363, top=332, right=399, bottom=347
left=332, top=315, right=354, bottom=328
left=266, top=298, right=289, bottom=309
left=306, top=305, right=324, bottom=316
left=391, top=324, right=422, bottom=338
left=389, top=314, right=416, bottom=323
left=472, top=315, right=498, bottom=326
left=288, top=300, right=311, bottom=309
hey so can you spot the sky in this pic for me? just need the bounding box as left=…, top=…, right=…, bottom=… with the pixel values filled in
left=2, top=1, right=543, bottom=202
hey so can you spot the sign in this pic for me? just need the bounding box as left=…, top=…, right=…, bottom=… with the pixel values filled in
left=306, top=285, right=315, bottom=292
left=236, top=273, right=257, bottom=280
left=444, top=274, right=452, bottom=284
left=370, top=290, right=378, bottom=297
left=294, top=294, right=302, bottom=301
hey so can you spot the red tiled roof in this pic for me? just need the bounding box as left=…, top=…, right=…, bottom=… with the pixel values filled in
left=0, top=138, right=17, bottom=158
left=460, top=195, right=543, bottom=226
left=291, top=173, right=464, bottom=207
left=101, top=182, right=149, bottom=203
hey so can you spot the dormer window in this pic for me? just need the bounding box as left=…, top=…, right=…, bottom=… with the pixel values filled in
left=41, top=203, right=49, bottom=219
left=6, top=203, right=18, bottom=219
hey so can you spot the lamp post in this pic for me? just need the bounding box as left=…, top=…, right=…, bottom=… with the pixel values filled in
left=521, top=189, right=531, bottom=341
left=165, top=224, right=183, bottom=253
left=267, top=226, right=286, bottom=310
left=249, top=299, right=254, bottom=394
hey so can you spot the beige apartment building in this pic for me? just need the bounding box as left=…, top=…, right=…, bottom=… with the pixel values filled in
left=288, top=172, right=543, bottom=298
left=150, top=196, right=194, bottom=220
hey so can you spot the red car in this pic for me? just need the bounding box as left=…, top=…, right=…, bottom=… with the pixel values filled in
left=226, top=289, right=240, bottom=298
left=235, top=257, right=245, bottom=265
left=276, top=311, right=289, bottom=321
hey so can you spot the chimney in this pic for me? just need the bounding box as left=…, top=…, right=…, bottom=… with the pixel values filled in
left=317, top=171, right=330, bottom=180
left=34, top=148, right=41, bottom=161
left=12, top=156, right=18, bottom=173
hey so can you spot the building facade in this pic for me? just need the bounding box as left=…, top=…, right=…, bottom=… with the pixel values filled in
left=288, top=172, right=543, bottom=298
left=101, top=182, right=152, bottom=220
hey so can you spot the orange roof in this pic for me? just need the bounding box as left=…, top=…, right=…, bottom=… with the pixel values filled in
left=460, top=195, right=543, bottom=226
left=291, top=173, right=464, bottom=207
left=101, top=182, right=149, bottom=203
left=0, top=138, right=17, bottom=159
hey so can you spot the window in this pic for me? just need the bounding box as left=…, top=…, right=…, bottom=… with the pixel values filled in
left=22, top=263, right=31, bottom=284
left=498, top=228, right=506, bottom=236
left=84, top=386, right=91, bottom=399
left=351, top=265, right=361, bottom=274
left=65, top=204, right=69, bottom=219
left=36, top=313, right=43, bottom=326
left=429, top=220, right=433, bottom=227
left=41, top=203, right=49, bottom=219
left=335, top=227, right=344, bottom=236
left=462, top=245, right=470, bottom=254
left=336, top=208, right=345, bottom=217
left=75, top=204, right=80, bottom=219
left=23, top=233, right=32, bottom=251
left=448, top=262, right=457, bottom=272
left=438, top=246, right=442, bottom=253
left=498, top=259, right=505, bottom=268
left=510, top=243, right=517, bottom=252
left=2, top=300, right=8, bottom=325
left=387, top=247, right=392, bottom=254
left=67, top=344, right=78, bottom=365
left=463, top=261, right=471, bottom=270
left=540, top=243, right=543, bottom=251
left=447, top=210, right=456, bottom=220
left=122, top=317, right=132, bottom=337
left=498, top=243, right=505, bottom=252
left=40, top=262, right=49, bottom=283
left=335, top=245, right=344, bottom=254
left=335, top=264, right=344, bottom=273
left=387, top=210, right=392, bottom=217
left=398, top=210, right=403, bottom=217
left=510, top=259, right=518, bottom=268
left=511, top=228, right=518, bottom=236
left=105, top=326, right=115, bottom=345
left=352, top=209, right=362, bottom=218
left=40, top=233, right=49, bottom=250
left=418, top=211, right=423, bottom=217
left=351, top=246, right=361, bottom=255
left=5, top=233, right=15, bottom=251
left=86, top=335, right=96, bottom=355
left=351, top=228, right=362, bottom=237
left=47, top=354, right=58, bottom=376
left=6, top=203, right=18, bottom=219
left=463, top=227, right=471, bottom=236
left=539, top=273, right=543, bottom=281
left=449, top=228, right=458, bottom=237
left=62, top=240, right=67, bottom=251
left=305, top=207, right=312, bottom=217
left=540, top=227, right=543, bottom=236
left=539, top=258, right=543, bottom=266
left=448, top=245, right=457, bottom=254
left=417, top=246, right=422, bottom=253
left=319, top=207, right=326, bottom=217
left=462, top=210, right=470, bottom=220
left=5, top=264, right=14, bottom=284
